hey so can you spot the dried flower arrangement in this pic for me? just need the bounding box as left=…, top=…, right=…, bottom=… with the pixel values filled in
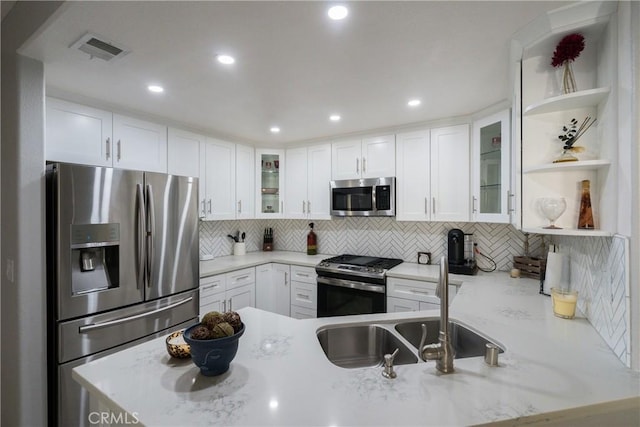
left=551, top=33, right=585, bottom=94
left=553, top=116, right=596, bottom=163
left=558, top=116, right=596, bottom=149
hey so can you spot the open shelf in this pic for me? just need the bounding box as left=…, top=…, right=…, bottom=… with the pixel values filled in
left=524, top=87, right=610, bottom=116
left=523, top=159, right=611, bottom=174
left=522, top=227, right=612, bottom=237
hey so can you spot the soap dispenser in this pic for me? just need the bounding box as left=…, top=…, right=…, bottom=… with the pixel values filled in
left=307, top=223, right=317, bottom=255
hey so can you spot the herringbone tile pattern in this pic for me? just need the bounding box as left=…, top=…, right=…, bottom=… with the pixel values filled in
left=555, top=234, right=630, bottom=367
left=201, top=218, right=629, bottom=367
left=201, top=218, right=545, bottom=270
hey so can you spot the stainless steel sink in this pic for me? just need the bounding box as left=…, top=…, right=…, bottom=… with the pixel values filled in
left=394, top=318, right=504, bottom=359
left=317, top=324, right=418, bottom=368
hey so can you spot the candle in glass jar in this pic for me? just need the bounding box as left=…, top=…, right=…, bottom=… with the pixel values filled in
left=551, top=288, right=578, bottom=319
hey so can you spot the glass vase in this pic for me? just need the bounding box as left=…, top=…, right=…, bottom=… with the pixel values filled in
left=577, top=179, right=595, bottom=229
left=562, top=61, right=577, bottom=94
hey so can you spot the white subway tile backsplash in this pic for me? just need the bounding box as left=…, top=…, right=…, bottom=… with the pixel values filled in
left=200, top=218, right=629, bottom=366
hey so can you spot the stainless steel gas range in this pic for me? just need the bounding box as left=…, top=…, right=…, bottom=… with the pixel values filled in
left=315, top=254, right=403, bottom=317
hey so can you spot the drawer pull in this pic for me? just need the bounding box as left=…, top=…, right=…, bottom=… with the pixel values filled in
left=296, top=293, right=310, bottom=300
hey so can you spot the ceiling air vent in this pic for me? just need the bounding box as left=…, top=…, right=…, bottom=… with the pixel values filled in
left=70, top=32, right=130, bottom=62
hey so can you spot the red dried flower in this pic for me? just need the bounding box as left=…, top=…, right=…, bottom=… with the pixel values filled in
left=551, top=33, right=585, bottom=67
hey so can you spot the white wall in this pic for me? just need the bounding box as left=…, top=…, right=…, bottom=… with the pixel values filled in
left=1, top=2, right=64, bottom=425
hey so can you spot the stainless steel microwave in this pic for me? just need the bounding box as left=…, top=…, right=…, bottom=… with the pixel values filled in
left=330, top=177, right=395, bottom=217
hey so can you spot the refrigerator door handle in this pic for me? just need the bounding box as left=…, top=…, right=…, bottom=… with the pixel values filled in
left=78, top=297, right=194, bottom=333
left=145, top=184, right=156, bottom=288
left=135, top=184, right=145, bottom=289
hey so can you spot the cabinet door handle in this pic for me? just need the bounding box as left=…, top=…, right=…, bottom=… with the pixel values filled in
left=117, top=140, right=122, bottom=161
left=302, top=200, right=306, bottom=214
left=362, top=157, right=366, bottom=173
left=356, top=158, right=359, bottom=174
left=105, top=137, right=111, bottom=160
left=307, top=200, right=310, bottom=213
left=284, top=272, right=288, bottom=285
left=201, top=200, right=206, bottom=216
left=223, top=300, right=227, bottom=312
left=238, top=200, right=242, bottom=213
left=233, top=274, right=250, bottom=281
left=424, top=197, right=428, bottom=214
left=208, top=199, right=212, bottom=213
left=280, top=201, right=283, bottom=213
left=507, top=191, right=515, bottom=213
left=472, top=196, right=478, bottom=213
left=432, top=197, right=436, bottom=215
left=296, top=293, right=310, bottom=300
left=229, top=298, right=233, bottom=311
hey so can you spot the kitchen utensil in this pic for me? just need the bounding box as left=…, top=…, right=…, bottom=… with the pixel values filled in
left=227, top=234, right=238, bottom=243
left=241, top=232, right=246, bottom=242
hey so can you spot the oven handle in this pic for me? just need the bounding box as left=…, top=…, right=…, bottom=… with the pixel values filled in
left=317, top=276, right=385, bottom=294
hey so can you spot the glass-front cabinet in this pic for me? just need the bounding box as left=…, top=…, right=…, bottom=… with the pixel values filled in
left=472, top=109, right=512, bottom=223
left=255, top=149, right=284, bottom=218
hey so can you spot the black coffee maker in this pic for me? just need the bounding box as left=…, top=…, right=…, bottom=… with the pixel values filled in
left=447, top=229, right=478, bottom=275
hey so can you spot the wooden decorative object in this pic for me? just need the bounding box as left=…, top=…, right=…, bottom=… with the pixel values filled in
left=513, top=256, right=547, bottom=280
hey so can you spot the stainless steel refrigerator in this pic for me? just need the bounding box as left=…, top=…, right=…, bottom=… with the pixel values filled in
left=46, top=162, right=200, bottom=427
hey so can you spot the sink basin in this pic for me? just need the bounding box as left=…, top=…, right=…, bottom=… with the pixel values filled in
left=317, top=325, right=418, bottom=368
left=395, top=319, right=503, bottom=359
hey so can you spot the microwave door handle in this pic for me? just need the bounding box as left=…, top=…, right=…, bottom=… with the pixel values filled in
left=145, top=184, right=155, bottom=288
left=135, top=184, right=145, bottom=289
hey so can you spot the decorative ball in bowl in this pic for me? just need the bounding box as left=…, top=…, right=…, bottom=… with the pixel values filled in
left=183, top=311, right=245, bottom=376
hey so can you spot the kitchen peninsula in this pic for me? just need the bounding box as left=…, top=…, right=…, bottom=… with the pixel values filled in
left=73, top=255, right=640, bottom=426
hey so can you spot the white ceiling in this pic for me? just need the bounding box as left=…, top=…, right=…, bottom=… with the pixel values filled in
left=20, top=1, right=571, bottom=145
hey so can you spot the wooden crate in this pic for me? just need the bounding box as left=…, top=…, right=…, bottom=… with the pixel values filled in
left=513, top=256, right=546, bottom=280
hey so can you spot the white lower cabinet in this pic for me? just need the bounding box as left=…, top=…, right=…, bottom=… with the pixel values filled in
left=256, top=264, right=317, bottom=319
left=386, top=277, right=456, bottom=313
left=290, top=265, right=317, bottom=319
left=255, top=264, right=290, bottom=317
left=199, top=267, right=255, bottom=316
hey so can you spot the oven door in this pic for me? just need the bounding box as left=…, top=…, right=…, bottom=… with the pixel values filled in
left=317, top=276, right=386, bottom=317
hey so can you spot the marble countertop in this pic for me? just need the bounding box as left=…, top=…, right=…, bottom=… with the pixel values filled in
left=199, top=251, right=330, bottom=278
left=73, top=269, right=640, bottom=426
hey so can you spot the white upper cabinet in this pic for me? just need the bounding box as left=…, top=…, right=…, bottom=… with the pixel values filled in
left=396, top=125, right=470, bottom=222
left=396, top=130, right=431, bottom=221
left=331, top=135, right=395, bottom=180
left=46, top=98, right=168, bottom=172
left=200, top=138, right=236, bottom=220
left=285, top=144, right=331, bottom=219
left=513, top=1, right=618, bottom=236
left=112, top=114, right=167, bottom=173
left=256, top=149, right=285, bottom=218
left=471, top=110, right=512, bottom=223
left=430, top=124, right=470, bottom=222
left=46, top=97, right=113, bottom=167
left=235, top=144, right=255, bottom=219
left=167, top=128, right=202, bottom=178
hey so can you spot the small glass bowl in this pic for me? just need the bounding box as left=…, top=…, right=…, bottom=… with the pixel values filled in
left=165, top=331, right=191, bottom=359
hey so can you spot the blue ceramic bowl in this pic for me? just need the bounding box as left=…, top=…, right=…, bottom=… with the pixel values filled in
left=183, top=323, right=245, bottom=376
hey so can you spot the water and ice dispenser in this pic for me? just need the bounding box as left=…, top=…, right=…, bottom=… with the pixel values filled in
left=70, top=223, right=120, bottom=295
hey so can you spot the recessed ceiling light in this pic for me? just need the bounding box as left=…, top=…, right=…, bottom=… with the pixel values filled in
left=329, top=114, right=341, bottom=122
left=270, top=126, right=281, bottom=133
left=147, top=85, right=164, bottom=93
left=216, top=54, right=235, bottom=65
left=408, top=99, right=421, bottom=107
left=328, top=5, right=348, bottom=20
